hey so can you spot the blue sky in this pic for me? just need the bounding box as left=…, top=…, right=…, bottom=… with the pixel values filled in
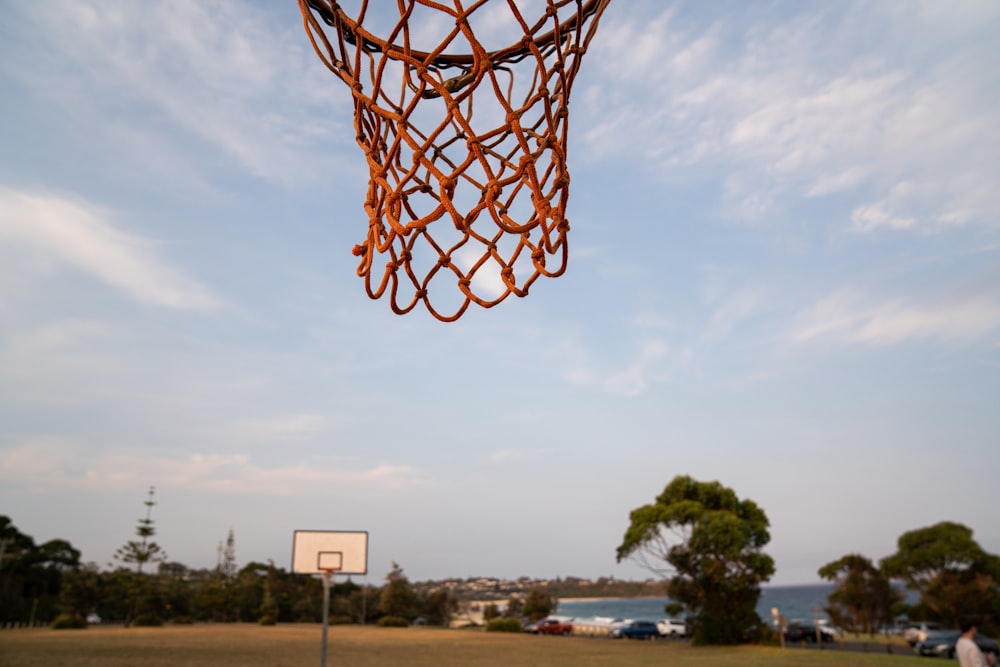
left=1, top=1, right=998, bottom=587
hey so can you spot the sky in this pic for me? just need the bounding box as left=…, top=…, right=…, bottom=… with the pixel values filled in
left=1, top=1, right=998, bottom=587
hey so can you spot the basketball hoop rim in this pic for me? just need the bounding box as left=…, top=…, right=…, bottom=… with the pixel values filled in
left=303, top=0, right=610, bottom=68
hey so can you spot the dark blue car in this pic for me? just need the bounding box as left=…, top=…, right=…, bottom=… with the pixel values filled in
left=916, top=630, right=999, bottom=658
left=611, top=620, right=660, bottom=640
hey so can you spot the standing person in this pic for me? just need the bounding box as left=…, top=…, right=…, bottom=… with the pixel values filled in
left=957, top=618, right=997, bottom=667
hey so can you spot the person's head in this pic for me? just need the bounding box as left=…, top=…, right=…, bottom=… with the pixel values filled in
left=959, top=617, right=978, bottom=635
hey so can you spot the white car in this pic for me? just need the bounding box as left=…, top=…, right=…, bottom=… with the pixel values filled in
left=657, top=618, right=687, bottom=637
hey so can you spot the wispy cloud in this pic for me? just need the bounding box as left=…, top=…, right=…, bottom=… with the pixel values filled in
left=487, top=448, right=530, bottom=464
left=603, top=337, right=671, bottom=396
left=223, top=414, right=337, bottom=442
left=0, top=438, right=427, bottom=495
left=789, top=288, right=1000, bottom=345
left=579, top=4, right=1000, bottom=229
left=7, top=2, right=351, bottom=188
left=0, top=189, right=219, bottom=310
left=704, top=282, right=768, bottom=341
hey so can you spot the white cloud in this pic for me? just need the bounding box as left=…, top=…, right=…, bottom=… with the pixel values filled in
left=789, top=288, right=1000, bottom=345
left=0, top=438, right=427, bottom=495
left=0, top=189, right=219, bottom=310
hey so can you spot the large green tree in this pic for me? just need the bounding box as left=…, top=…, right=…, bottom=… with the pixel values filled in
left=818, top=554, right=902, bottom=635
left=616, top=475, right=775, bottom=645
left=881, top=521, right=1000, bottom=632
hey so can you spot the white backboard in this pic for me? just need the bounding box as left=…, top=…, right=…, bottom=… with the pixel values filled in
left=292, top=530, right=368, bottom=575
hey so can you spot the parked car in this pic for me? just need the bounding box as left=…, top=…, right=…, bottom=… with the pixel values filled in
left=915, top=630, right=999, bottom=658
left=784, top=622, right=835, bottom=643
left=525, top=617, right=574, bottom=635
left=611, top=620, right=660, bottom=640
left=85, top=613, right=101, bottom=625
left=657, top=618, right=688, bottom=637
left=904, top=622, right=943, bottom=646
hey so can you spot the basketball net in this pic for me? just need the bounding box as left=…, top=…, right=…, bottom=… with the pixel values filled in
left=299, top=0, right=611, bottom=321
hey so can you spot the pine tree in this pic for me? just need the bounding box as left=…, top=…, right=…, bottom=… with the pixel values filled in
left=115, top=487, right=166, bottom=574
left=114, top=487, right=167, bottom=626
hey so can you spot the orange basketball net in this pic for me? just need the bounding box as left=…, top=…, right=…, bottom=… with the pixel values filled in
left=299, top=0, right=611, bottom=321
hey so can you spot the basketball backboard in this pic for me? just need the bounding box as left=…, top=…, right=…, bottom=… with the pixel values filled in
left=291, top=530, right=368, bottom=576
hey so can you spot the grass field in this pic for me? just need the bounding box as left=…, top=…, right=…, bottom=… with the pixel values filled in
left=0, top=624, right=927, bottom=667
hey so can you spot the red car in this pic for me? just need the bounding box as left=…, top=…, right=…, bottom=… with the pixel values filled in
left=526, top=618, right=574, bottom=635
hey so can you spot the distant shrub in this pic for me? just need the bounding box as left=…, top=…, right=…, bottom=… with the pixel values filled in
left=745, top=622, right=777, bottom=645
left=377, top=616, right=410, bottom=628
left=133, top=614, right=164, bottom=627
left=483, top=603, right=501, bottom=622
left=259, top=615, right=277, bottom=626
left=51, top=613, right=86, bottom=630
left=171, top=615, right=194, bottom=625
left=485, top=618, right=523, bottom=633
left=330, top=615, right=354, bottom=625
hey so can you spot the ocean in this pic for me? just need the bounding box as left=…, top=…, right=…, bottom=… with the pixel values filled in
left=557, top=583, right=836, bottom=624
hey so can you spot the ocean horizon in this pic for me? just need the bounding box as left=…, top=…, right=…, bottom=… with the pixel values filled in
left=557, top=583, right=838, bottom=624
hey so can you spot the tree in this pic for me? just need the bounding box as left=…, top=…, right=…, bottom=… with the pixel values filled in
left=114, top=487, right=167, bottom=625
left=59, top=563, right=100, bottom=619
left=504, top=595, right=523, bottom=619
left=881, top=521, right=1000, bottom=632
left=379, top=562, right=418, bottom=620
left=818, top=554, right=902, bottom=635
left=421, top=588, right=458, bottom=626
left=1, top=516, right=83, bottom=625
left=616, top=475, right=775, bottom=645
left=522, top=588, right=556, bottom=622
left=482, top=603, right=501, bottom=622
left=114, top=487, right=166, bottom=574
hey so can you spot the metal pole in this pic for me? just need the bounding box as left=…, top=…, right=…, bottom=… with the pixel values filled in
left=321, top=570, right=332, bottom=667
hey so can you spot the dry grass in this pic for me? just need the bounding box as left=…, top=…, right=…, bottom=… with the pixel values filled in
left=0, top=624, right=925, bottom=667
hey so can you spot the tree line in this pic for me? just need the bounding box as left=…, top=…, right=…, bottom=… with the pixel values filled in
left=1, top=488, right=559, bottom=630
left=0, top=489, right=469, bottom=629
left=5, top=477, right=998, bottom=642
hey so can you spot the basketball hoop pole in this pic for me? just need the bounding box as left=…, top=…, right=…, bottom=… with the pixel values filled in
left=291, top=532, right=366, bottom=667
left=320, top=567, right=338, bottom=667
